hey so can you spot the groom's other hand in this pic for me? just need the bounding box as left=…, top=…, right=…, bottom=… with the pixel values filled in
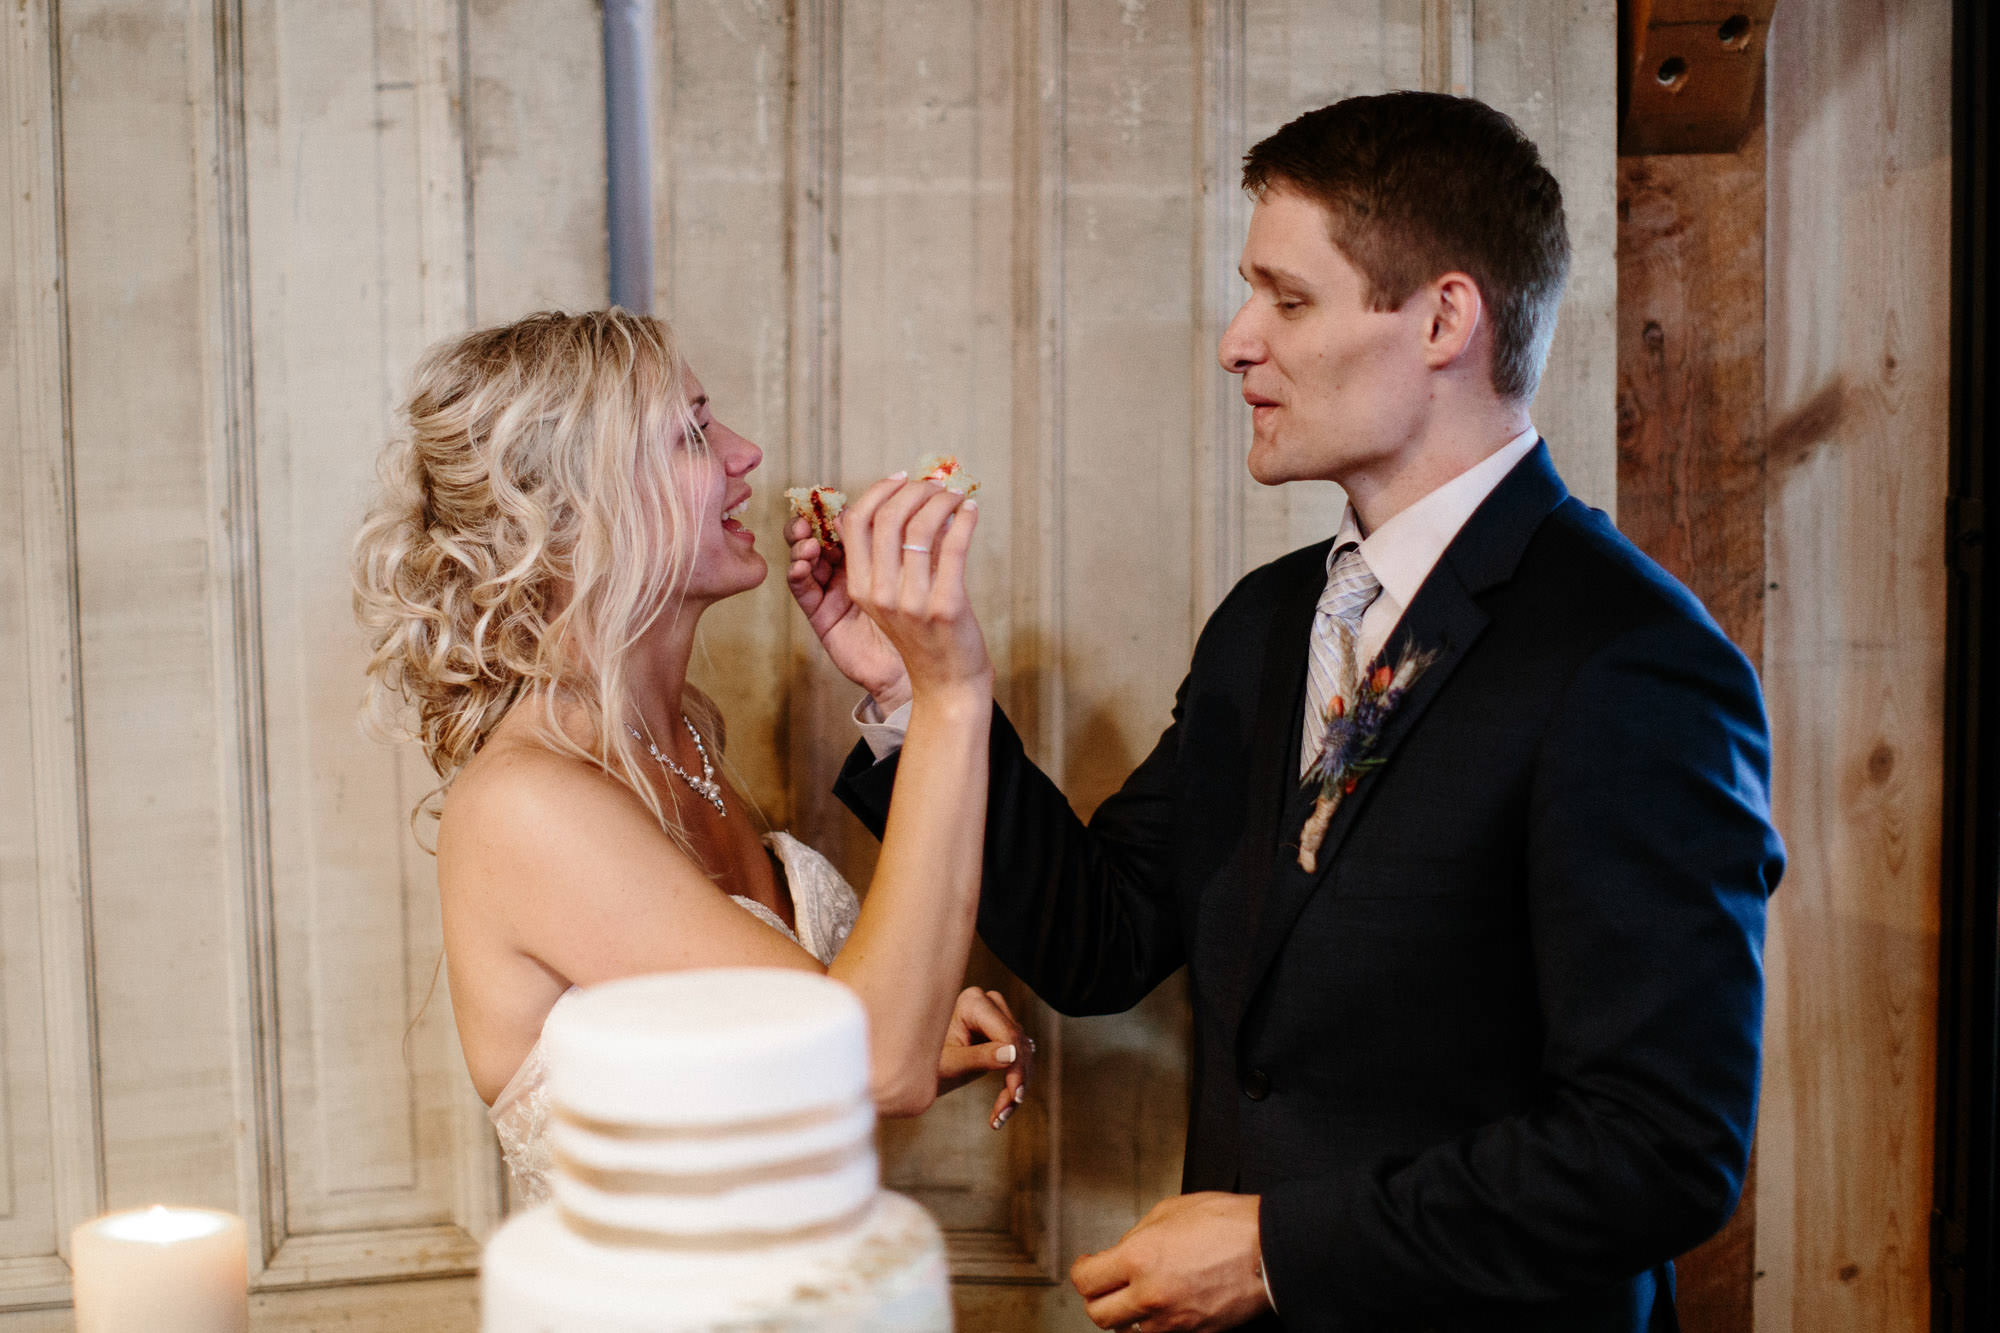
left=1071, top=1192, right=1271, bottom=1332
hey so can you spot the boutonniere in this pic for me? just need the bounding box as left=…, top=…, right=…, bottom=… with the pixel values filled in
left=1296, top=645, right=1437, bottom=872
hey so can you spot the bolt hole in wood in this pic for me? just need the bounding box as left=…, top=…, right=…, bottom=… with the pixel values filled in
left=1718, top=15, right=1752, bottom=51
left=1656, top=55, right=1690, bottom=91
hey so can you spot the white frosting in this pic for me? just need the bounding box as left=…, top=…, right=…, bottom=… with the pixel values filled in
left=545, top=968, right=870, bottom=1126
left=548, top=1098, right=877, bottom=1175
left=483, top=1194, right=950, bottom=1332
left=550, top=1145, right=880, bottom=1238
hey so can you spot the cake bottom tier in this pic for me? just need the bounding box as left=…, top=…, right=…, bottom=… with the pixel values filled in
left=480, top=1191, right=951, bottom=1332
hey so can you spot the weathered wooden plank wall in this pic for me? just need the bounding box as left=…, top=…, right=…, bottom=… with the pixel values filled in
left=1758, top=0, right=1953, bottom=1328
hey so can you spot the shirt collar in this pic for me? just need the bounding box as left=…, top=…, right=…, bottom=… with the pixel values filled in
left=1326, top=426, right=1541, bottom=611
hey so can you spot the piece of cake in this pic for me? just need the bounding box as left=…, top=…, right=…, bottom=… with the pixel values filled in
left=481, top=969, right=951, bottom=1332
left=914, top=454, right=979, bottom=495
left=783, top=486, right=848, bottom=549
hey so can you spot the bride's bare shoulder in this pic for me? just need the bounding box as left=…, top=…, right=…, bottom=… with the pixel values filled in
left=438, top=726, right=656, bottom=881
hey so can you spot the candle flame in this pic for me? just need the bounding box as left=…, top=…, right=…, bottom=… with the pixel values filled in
left=96, top=1206, right=231, bottom=1244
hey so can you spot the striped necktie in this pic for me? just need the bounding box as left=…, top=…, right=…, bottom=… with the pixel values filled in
left=1301, top=542, right=1382, bottom=776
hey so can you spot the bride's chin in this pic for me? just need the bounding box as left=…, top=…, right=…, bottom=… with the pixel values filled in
left=724, top=554, right=770, bottom=594
left=686, top=551, right=769, bottom=604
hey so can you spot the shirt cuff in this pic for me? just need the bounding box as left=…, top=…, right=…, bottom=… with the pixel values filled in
left=852, top=694, right=912, bottom=760
left=1258, top=1245, right=1277, bottom=1314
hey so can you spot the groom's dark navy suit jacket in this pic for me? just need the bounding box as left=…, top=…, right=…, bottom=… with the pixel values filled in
left=836, top=444, right=1784, bottom=1331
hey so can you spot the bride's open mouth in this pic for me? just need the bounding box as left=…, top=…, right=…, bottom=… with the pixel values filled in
left=721, top=496, right=752, bottom=538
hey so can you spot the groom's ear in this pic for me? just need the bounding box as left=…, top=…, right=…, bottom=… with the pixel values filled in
left=1419, top=271, right=1487, bottom=375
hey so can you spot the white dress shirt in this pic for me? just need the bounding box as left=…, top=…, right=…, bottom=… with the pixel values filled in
left=1341, top=424, right=1541, bottom=664
left=855, top=426, right=1542, bottom=758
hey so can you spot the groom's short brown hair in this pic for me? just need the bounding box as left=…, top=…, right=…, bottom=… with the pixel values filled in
left=1242, top=92, right=1570, bottom=402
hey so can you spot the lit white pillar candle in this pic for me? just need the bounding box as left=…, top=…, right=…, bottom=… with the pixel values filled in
left=71, top=1205, right=249, bottom=1333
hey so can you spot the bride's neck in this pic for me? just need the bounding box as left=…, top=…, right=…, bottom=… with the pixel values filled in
left=623, top=602, right=704, bottom=744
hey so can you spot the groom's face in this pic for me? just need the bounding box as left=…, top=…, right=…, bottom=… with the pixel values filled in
left=1220, top=188, right=1431, bottom=489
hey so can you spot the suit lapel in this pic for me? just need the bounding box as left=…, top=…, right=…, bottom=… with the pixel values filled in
left=1227, top=542, right=1330, bottom=941
left=1235, top=443, right=1572, bottom=1015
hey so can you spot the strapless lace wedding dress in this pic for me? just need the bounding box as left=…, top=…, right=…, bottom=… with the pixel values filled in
left=486, top=831, right=861, bottom=1205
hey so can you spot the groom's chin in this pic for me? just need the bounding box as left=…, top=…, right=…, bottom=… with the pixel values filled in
left=1245, top=440, right=1295, bottom=487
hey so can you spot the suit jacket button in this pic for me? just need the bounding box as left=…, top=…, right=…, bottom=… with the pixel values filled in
left=1241, top=1069, right=1270, bottom=1101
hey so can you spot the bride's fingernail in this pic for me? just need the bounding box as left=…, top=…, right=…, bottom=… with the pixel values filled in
left=889, top=470, right=908, bottom=480
left=993, top=1105, right=1014, bottom=1129
left=1013, top=1085, right=1027, bottom=1105
left=994, top=1044, right=1017, bottom=1065
left=964, top=498, right=978, bottom=511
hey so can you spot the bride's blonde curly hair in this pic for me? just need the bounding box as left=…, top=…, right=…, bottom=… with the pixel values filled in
left=353, top=308, right=722, bottom=840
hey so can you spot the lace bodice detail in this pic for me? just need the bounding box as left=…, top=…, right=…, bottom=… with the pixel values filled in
left=486, top=832, right=860, bottom=1206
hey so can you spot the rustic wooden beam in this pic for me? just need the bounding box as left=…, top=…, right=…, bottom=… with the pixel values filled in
left=1620, top=0, right=1777, bottom=154
left=1616, top=126, right=1769, bottom=1333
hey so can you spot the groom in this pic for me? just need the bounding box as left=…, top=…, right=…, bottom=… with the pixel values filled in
left=792, top=92, right=1782, bottom=1331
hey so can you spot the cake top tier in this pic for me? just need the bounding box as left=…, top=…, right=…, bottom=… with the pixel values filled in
left=545, top=969, right=869, bottom=1127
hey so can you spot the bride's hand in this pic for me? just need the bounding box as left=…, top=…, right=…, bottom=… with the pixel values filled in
left=837, top=476, right=992, bottom=702
left=937, top=986, right=1034, bottom=1129
left=785, top=516, right=913, bottom=712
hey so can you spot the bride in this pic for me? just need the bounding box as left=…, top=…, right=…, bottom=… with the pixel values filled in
left=353, top=309, right=1029, bottom=1204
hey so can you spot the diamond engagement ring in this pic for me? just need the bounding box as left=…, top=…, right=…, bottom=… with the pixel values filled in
left=901, top=543, right=930, bottom=553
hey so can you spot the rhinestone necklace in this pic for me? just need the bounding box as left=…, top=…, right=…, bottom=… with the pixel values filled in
left=626, top=717, right=726, bottom=816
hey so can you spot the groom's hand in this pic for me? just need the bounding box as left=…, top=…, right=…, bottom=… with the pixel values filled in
left=784, top=514, right=913, bottom=712
left=1071, top=1192, right=1271, bottom=1332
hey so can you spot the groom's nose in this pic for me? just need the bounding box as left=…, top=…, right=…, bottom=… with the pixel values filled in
left=1218, top=301, right=1261, bottom=373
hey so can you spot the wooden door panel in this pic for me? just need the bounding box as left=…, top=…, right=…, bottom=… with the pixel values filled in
left=0, top=0, right=98, bottom=1309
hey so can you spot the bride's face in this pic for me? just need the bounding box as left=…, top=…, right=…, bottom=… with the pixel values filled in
left=672, top=371, right=768, bottom=602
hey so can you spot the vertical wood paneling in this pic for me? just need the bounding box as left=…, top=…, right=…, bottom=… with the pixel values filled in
left=1759, top=0, right=1952, bottom=1329
left=3, top=0, right=606, bottom=1313
left=467, top=2, right=606, bottom=324
left=0, top=0, right=103, bottom=1308
left=1230, top=0, right=1389, bottom=583
left=59, top=0, right=247, bottom=1225
left=656, top=0, right=806, bottom=834
left=1061, top=0, right=1197, bottom=808
left=1472, top=0, right=1618, bottom=513
left=998, top=2, right=1071, bottom=1300
left=1049, top=7, right=1201, bottom=1326
left=238, top=0, right=490, bottom=1269
left=259, top=0, right=423, bottom=1221
left=1007, top=0, right=1067, bottom=774
left=1192, top=0, right=1247, bottom=619
left=836, top=0, right=1012, bottom=1228
left=451, top=2, right=610, bottom=1243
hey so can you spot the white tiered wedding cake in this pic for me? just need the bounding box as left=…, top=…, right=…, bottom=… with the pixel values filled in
left=481, top=969, right=951, bottom=1331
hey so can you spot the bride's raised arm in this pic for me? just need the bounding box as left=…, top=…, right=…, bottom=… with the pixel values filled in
left=814, top=475, right=993, bottom=1117
left=432, top=478, right=1004, bottom=1120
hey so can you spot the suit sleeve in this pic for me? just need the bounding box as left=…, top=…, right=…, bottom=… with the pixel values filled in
left=834, top=695, right=1190, bottom=1017
left=1260, top=616, right=1784, bottom=1321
